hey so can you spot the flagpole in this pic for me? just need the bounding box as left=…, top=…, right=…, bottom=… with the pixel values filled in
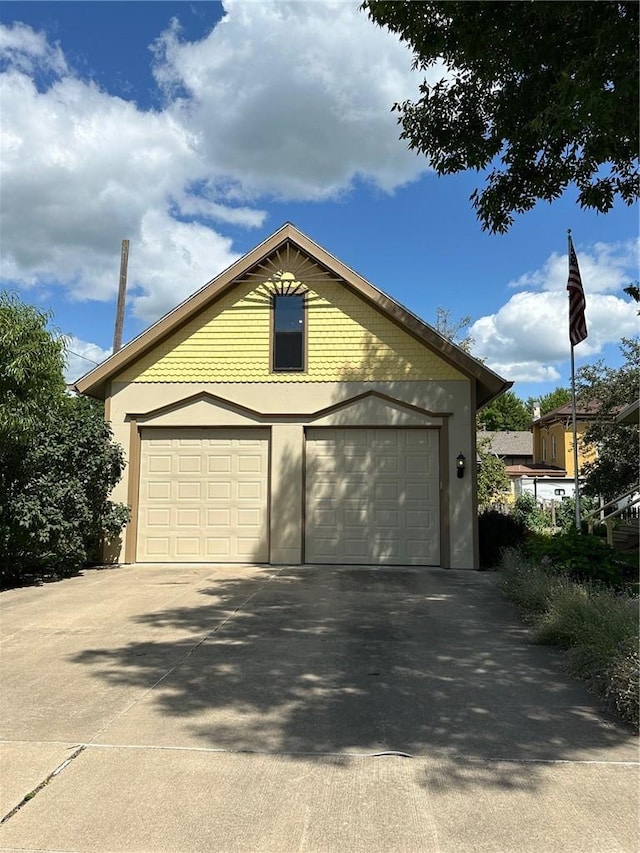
left=568, top=228, right=581, bottom=531
left=569, top=341, right=581, bottom=531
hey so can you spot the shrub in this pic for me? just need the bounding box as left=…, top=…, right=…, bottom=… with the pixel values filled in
left=554, top=495, right=599, bottom=533
left=605, top=638, right=639, bottom=729
left=511, top=493, right=550, bottom=533
left=0, top=396, right=129, bottom=587
left=478, top=510, right=527, bottom=569
left=0, top=294, right=129, bottom=588
left=498, top=548, right=568, bottom=616
left=523, top=528, right=626, bottom=587
left=498, top=548, right=639, bottom=730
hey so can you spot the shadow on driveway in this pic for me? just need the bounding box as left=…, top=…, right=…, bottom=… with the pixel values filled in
left=71, top=566, right=635, bottom=794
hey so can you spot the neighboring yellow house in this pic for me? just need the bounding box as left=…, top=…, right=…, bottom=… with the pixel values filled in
left=531, top=402, right=598, bottom=477
left=76, top=223, right=510, bottom=569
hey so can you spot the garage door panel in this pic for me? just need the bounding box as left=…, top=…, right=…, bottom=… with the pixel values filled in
left=306, top=428, right=439, bottom=566
left=146, top=537, right=169, bottom=557
left=148, top=508, right=171, bottom=527
left=206, top=538, right=230, bottom=557
left=148, top=455, right=172, bottom=473
left=178, top=482, right=201, bottom=500
left=237, top=537, right=262, bottom=557
left=176, top=508, right=200, bottom=526
left=237, top=481, right=263, bottom=500
left=138, top=428, right=269, bottom=563
left=238, top=454, right=263, bottom=473
left=208, top=454, right=232, bottom=473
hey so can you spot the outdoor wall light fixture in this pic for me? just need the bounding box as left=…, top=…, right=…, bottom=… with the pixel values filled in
left=456, top=453, right=466, bottom=478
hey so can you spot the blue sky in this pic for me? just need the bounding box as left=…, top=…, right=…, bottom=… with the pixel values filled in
left=1, top=1, right=637, bottom=403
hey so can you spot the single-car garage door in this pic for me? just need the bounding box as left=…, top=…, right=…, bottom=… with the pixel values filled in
left=137, top=428, right=269, bottom=562
left=305, top=428, right=439, bottom=565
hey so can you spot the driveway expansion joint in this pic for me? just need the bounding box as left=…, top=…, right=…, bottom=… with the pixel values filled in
left=80, top=566, right=286, bottom=749
left=0, top=745, right=86, bottom=825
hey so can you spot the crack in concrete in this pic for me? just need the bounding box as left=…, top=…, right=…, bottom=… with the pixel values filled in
left=0, top=745, right=86, bottom=825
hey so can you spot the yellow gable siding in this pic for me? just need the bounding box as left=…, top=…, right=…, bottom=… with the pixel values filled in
left=117, top=269, right=465, bottom=384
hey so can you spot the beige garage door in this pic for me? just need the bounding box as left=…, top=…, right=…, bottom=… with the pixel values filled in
left=305, top=428, right=439, bottom=566
left=137, top=428, right=269, bottom=563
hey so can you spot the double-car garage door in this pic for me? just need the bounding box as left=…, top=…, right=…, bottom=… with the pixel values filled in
left=137, top=427, right=439, bottom=565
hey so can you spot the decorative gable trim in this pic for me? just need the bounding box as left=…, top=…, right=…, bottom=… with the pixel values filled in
left=307, top=390, right=451, bottom=422
left=75, top=223, right=510, bottom=406
left=127, top=391, right=268, bottom=423
left=127, top=388, right=451, bottom=426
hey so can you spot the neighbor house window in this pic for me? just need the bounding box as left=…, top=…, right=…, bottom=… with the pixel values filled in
left=273, top=294, right=305, bottom=371
left=542, top=437, right=547, bottom=461
left=551, top=434, right=557, bottom=460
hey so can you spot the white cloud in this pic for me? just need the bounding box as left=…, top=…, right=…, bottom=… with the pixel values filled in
left=0, top=21, right=67, bottom=75
left=151, top=0, right=429, bottom=200
left=64, top=336, right=112, bottom=384
left=0, top=65, right=207, bottom=310
left=0, top=5, right=428, bottom=323
left=508, top=239, right=638, bottom=294
left=127, top=210, right=240, bottom=321
left=471, top=242, right=639, bottom=383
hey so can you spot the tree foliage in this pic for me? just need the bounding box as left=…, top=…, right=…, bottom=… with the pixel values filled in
left=576, top=338, right=639, bottom=500
left=526, top=387, right=571, bottom=417
left=510, top=493, right=550, bottom=534
left=623, top=281, right=639, bottom=313
left=0, top=293, right=129, bottom=586
left=0, top=293, right=67, bottom=441
left=362, top=1, right=639, bottom=232
left=478, top=390, right=530, bottom=431
left=477, top=437, right=510, bottom=512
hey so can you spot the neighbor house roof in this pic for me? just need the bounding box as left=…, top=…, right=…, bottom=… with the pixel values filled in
left=75, top=223, right=511, bottom=406
left=532, top=401, right=600, bottom=427
left=505, top=463, right=567, bottom=478
left=477, top=430, right=533, bottom=457
left=615, top=399, right=639, bottom=425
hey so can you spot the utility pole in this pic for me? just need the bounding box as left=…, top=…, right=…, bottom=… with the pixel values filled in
left=112, top=239, right=129, bottom=353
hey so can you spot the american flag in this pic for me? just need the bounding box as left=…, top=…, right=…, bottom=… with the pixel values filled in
left=567, top=236, right=587, bottom=346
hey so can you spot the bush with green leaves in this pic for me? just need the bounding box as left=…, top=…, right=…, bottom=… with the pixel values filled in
left=0, top=293, right=129, bottom=587
left=478, top=509, right=527, bottom=569
left=499, top=549, right=639, bottom=729
left=511, top=493, right=550, bottom=533
left=554, top=495, right=599, bottom=533
left=523, top=528, right=629, bottom=587
left=476, top=437, right=511, bottom=512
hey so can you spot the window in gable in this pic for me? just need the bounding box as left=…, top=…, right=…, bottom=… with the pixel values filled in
left=272, top=294, right=305, bottom=371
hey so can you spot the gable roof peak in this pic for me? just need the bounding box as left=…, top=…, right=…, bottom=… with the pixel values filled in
left=74, top=224, right=511, bottom=406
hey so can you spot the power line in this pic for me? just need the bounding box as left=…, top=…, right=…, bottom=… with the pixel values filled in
left=67, top=349, right=100, bottom=366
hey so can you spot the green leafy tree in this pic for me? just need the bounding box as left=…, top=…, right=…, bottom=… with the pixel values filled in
left=0, top=293, right=67, bottom=440
left=478, top=391, right=530, bottom=431
left=0, top=292, right=129, bottom=586
left=576, top=338, right=639, bottom=500
left=477, top=437, right=510, bottom=512
left=362, top=1, right=639, bottom=233
left=526, top=387, right=571, bottom=417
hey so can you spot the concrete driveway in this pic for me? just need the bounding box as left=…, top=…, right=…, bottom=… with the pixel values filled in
left=1, top=563, right=637, bottom=852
